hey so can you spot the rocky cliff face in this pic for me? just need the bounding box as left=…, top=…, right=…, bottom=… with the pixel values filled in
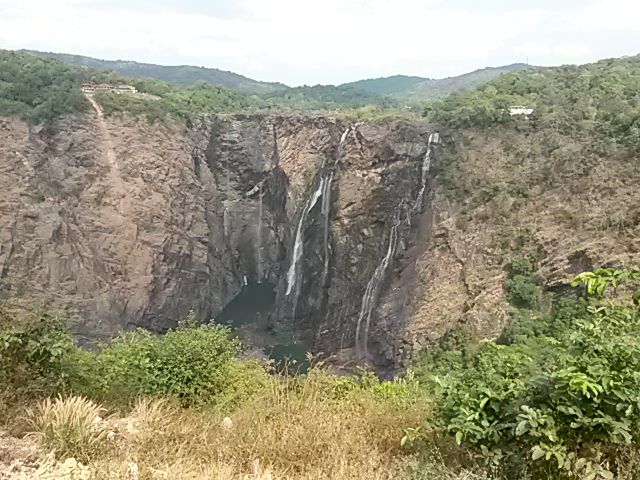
left=0, top=111, right=438, bottom=366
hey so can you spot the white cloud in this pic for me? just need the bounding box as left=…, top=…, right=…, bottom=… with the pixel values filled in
left=514, top=42, right=551, bottom=57
left=562, top=0, right=640, bottom=31
left=555, top=44, right=591, bottom=56
left=0, top=0, right=639, bottom=84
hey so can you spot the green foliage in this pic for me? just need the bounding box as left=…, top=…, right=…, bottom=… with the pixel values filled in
left=423, top=268, right=640, bottom=478
left=572, top=266, right=640, bottom=296
left=503, top=255, right=543, bottom=309
left=82, top=316, right=268, bottom=406
left=0, top=304, right=75, bottom=397
left=27, top=50, right=286, bottom=95
left=499, top=297, right=588, bottom=346
left=341, top=75, right=429, bottom=96
left=427, top=55, right=640, bottom=151
left=508, top=255, right=534, bottom=277
left=0, top=50, right=89, bottom=123
left=260, top=84, right=398, bottom=111
left=3, top=50, right=406, bottom=124
left=94, top=78, right=254, bottom=122
left=505, top=275, right=539, bottom=309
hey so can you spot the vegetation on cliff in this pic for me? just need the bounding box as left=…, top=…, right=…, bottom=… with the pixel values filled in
left=427, top=55, right=640, bottom=149
left=0, top=50, right=255, bottom=124
left=411, top=268, right=640, bottom=479
left=0, top=301, right=433, bottom=479
left=0, top=50, right=89, bottom=124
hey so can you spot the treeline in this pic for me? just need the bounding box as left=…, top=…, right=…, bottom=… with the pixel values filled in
left=0, top=50, right=258, bottom=124
left=0, top=50, right=89, bottom=124
left=427, top=55, right=640, bottom=152
left=260, top=84, right=399, bottom=111
left=0, top=50, right=402, bottom=125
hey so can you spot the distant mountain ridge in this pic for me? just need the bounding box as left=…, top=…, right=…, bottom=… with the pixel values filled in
left=23, top=50, right=288, bottom=95
left=21, top=50, right=534, bottom=103
left=341, top=75, right=429, bottom=96
left=342, top=64, right=534, bottom=101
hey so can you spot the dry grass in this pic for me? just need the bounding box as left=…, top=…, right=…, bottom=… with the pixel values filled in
left=75, top=371, right=432, bottom=479
left=26, top=395, right=107, bottom=462
left=6, top=370, right=498, bottom=479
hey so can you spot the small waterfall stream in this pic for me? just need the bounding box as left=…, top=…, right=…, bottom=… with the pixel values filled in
left=223, top=208, right=230, bottom=238
left=413, top=133, right=434, bottom=212
left=321, top=127, right=349, bottom=284
left=354, top=220, right=400, bottom=358
left=286, top=177, right=325, bottom=297
left=321, top=171, right=333, bottom=285
left=257, top=182, right=263, bottom=282
left=286, top=127, right=350, bottom=297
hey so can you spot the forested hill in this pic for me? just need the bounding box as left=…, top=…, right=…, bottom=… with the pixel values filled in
left=23, top=50, right=287, bottom=95
left=340, top=75, right=428, bottom=96
left=429, top=55, right=640, bottom=148
left=344, top=63, right=532, bottom=101
left=0, top=50, right=254, bottom=123
left=0, top=50, right=398, bottom=124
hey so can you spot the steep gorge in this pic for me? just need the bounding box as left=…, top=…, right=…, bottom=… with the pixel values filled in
left=3, top=105, right=639, bottom=370
left=0, top=111, right=440, bottom=367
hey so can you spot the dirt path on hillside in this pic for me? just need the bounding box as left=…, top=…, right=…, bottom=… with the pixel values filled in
left=85, top=94, right=132, bottom=217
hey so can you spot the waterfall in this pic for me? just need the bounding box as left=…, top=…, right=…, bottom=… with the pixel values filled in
left=321, top=172, right=333, bottom=285
left=285, top=177, right=325, bottom=297
left=336, top=128, right=349, bottom=164
left=413, top=134, right=434, bottom=212
left=257, top=182, right=263, bottom=282
left=354, top=221, right=399, bottom=358
left=320, top=127, right=349, bottom=284
left=223, top=208, right=230, bottom=238
left=285, top=126, right=349, bottom=320
left=287, top=127, right=350, bottom=295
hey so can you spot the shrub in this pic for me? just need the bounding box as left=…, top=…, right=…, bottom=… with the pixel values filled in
left=88, top=318, right=268, bottom=406
left=508, top=255, right=534, bottom=277
left=0, top=306, right=75, bottom=397
left=505, top=274, right=539, bottom=308
left=429, top=268, right=640, bottom=478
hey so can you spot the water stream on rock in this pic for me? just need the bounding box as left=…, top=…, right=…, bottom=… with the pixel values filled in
left=355, top=221, right=400, bottom=358
left=321, top=172, right=333, bottom=286
left=257, top=182, right=263, bottom=282
left=286, top=178, right=325, bottom=296
left=413, top=133, right=434, bottom=212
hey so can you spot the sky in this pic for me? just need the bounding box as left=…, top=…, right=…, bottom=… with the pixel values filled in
left=1, top=0, right=640, bottom=86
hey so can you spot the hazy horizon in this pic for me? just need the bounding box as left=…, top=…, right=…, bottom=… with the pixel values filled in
left=1, top=0, right=639, bottom=86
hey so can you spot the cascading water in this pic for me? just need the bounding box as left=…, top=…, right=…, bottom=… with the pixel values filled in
left=336, top=128, right=349, bottom=164
left=257, top=182, right=263, bottom=282
left=285, top=177, right=325, bottom=297
left=321, top=171, right=333, bottom=285
left=287, top=127, right=350, bottom=294
left=223, top=208, right=230, bottom=238
left=320, top=128, right=349, bottom=284
left=223, top=154, right=232, bottom=239
left=354, top=220, right=400, bottom=358
left=413, top=134, right=434, bottom=212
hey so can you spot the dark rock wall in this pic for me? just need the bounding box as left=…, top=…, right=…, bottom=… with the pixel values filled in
left=0, top=112, right=434, bottom=366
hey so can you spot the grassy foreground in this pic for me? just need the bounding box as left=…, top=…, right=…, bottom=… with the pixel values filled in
left=5, top=268, right=640, bottom=478
left=14, top=374, right=435, bottom=479
left=0, top=307, right=464, bottom=479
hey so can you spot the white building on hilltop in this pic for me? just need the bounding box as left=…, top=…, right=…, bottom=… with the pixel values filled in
left=509, top=106, right=534, bottom=116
